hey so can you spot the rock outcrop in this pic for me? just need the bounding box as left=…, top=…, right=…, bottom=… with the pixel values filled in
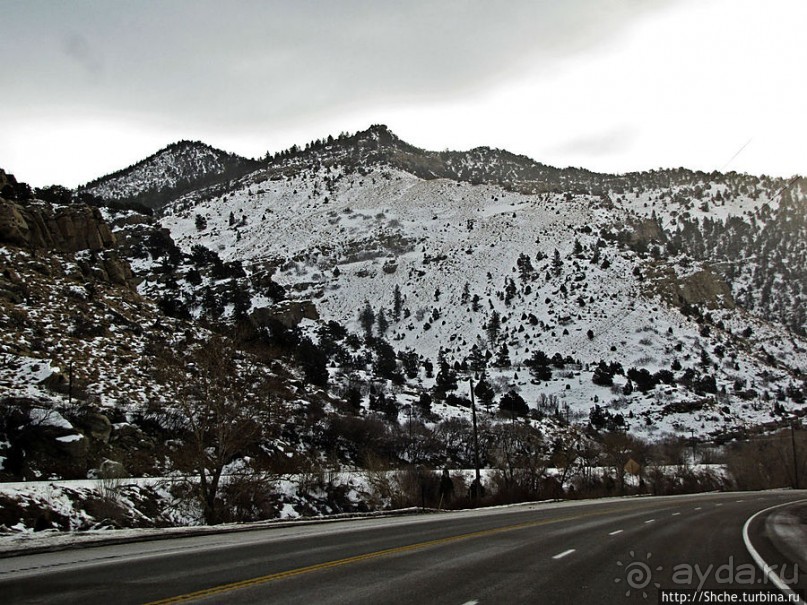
left=0, top=197, right=115, bottom=252
left=250, top=300, right=319, bottom=329
left=644, top=263, right=735, bottom=310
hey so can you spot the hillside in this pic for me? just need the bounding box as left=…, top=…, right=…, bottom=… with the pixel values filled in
left=1, top=126, right=805, bottom=528
left=152, top=127, right=806, bottom=442
left=79, top=141, right=260, bottom=210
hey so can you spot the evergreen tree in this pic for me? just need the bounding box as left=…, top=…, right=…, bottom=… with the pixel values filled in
left=486, top=310, right=501, bottom=344
left=373, top=339, right=401, bottom=383
left=495, top=342, right=511, bottom=368
left=552, top=248, right=563, bottom=276
left=499, top=390, right=528, bottom=417
left=392, top=284, right=402, bottom=321
left=517, top=253, right=534, bottom=282
left=592, top=362, right=614, bottom=386
left=377, top=309, right=389, bottom=336
left=398, top=348, right=420, bottom=379
left=461, top=282, right=471, bottom=306
left=186, top=267, right=202, bottom=286
left=504, top=278, right=517, bottom=305
left=229, top=279, right=251, bottom=320
left=468, top=344, right=487, bottom=373
left=417, top=391, right=432, bottom=413
left=202, top=286, right=223, bottom=319
left=297, top=338, right=329, bottom=388
left=474, top=375, right=495, bottom=410
left=358, top=300, right=375, bottom=340
left=526, top=349, right=552, bottom=381
left=433, top=350, right=458, bottom=400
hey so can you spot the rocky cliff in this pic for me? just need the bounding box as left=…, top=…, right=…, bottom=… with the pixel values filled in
left=0, top=174, right=136, bottom=290
left=0, top=197, right=115, bottom=252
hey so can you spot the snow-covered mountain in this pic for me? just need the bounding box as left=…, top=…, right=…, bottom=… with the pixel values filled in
left=2, top=126, right=806, bottom=489
left=79, top=140, right=259, bottom=209
left=120, top=125, right=804, bottom=442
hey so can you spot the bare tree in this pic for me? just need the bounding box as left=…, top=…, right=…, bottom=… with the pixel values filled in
left=601, top=432, right=647, bottom=495
left=490, top=422, right=546, bottom=500
left=155, top=335, right=275, bottom=524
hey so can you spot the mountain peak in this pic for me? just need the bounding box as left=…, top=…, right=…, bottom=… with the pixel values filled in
left=360, top=123, right=399, bottom=144
left=79, top=141, right=259, bottom=208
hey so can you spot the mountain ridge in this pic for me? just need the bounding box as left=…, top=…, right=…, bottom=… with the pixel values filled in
left=1, top=121, right=806, bottom=526
left=79, top=140, right=260, bottom=209
left=83, top=125, right=800, bottom=214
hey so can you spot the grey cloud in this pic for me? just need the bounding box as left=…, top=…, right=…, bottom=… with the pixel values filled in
left=62, top=33, right=105, bottom=77
left=4, top=0, right=675, bottom=135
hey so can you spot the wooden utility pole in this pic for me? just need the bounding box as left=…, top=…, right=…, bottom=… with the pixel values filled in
left=469, top=378, right=481, bottom=504
left=791, top=422, right=800, bottom=490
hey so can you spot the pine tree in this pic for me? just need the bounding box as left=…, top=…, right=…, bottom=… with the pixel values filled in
left=468, top=344, right=487, bottom=373
left=517, top=253, right=534, bottom=282
left=486, top=310, right=501, bottom=344
left=434, top=361, right=458, bottom=401
left=297, top=338, right=329, bottom=388
left=377, top=309, right=389, bottom=336
left=433, top=348, right=458, bottom=400
left=461, top=282, right=471, bottom=305
left=499, top=390, right=528, bottom=417
left=526, top=350, right=552, bottom=381
left=358, top=300, right=375, bottom=340
left=504, top=278, right=517, bottom=305
left=229, top=279, right=251, bottom=320
left=392, top=285, right=402, bottom=321
left=474, top=375, right=495, bottom=410
left=495, top=342, right=511, bottom=368
left=373, top=339, right=400, bottom=383
left=552, top=248, right=563, bottom=276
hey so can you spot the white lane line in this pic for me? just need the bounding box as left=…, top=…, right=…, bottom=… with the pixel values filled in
left=694, top=507, right=702, bottom=510
left=609, top=529, right=624, bottom=536
left=644, top=519, right=655, bottom=524
left=671, top=512, right=681, bottom=516
left=715, top=503, right=723, bottom=507
left=743, top=499, right=807, bottom=605
left=736, top=500, right=744, bottom=503
left=460, top=601, right=479, bottom=605
left=552, top=549, right=576, bottom=560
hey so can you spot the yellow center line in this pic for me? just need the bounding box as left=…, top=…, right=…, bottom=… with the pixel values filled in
left=143, top=502, right=668, bottom=604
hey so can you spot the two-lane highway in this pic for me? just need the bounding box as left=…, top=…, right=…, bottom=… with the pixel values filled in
left=2, top=491, right=805, bottom=604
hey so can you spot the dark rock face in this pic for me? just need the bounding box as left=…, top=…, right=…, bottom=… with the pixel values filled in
left=0, top=181, right=137, bottom=290
left=251, top=300, right=319, bottom=329
left=644, top=263, right=735, bottom=310
left=0, top=198, right=115, bottom=252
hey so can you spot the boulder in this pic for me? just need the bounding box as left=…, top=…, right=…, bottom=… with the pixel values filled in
left=0, top=198, right=116, bottom=253
left=679, top=269, right=735, bottom=309
left=0, top=200, right=29, bottom=247
left=251, top=300, right=319, bottom=329
left=75, top=412, right=113, bottom=443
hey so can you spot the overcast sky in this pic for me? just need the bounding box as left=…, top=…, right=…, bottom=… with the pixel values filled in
left=2, top=0, right=806, bottom=188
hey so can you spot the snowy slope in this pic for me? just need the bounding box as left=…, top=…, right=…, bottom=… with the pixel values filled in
left=157, top=152, right=807, bottom=441
left=79, top=141, right=257, bottom=205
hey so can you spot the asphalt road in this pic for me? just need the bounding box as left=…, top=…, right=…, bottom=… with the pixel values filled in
left=1, top=491, right=805, bottom=604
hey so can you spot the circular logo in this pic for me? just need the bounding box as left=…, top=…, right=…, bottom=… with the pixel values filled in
left=615, top=551, right=662, bottom=599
